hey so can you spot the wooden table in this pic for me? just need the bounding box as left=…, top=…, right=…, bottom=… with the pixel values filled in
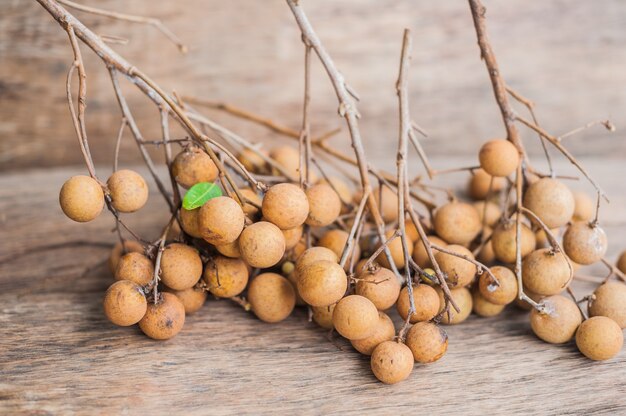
left=1, top=158, right=625, bottom=415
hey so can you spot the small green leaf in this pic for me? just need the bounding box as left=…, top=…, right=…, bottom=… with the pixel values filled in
left=183, top=182, right=222, bottom=210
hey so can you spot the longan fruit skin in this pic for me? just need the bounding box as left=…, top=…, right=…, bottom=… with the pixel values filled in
left=171, top=147, right=218, bottom=188
left=262, top=183, right=310, bottom=230
left=377, top=230, right=414, bottom=270
left=318, top=229, right=360, bottom=270
left=370, top=341, right=414, bottom=385
left=576, top=316, right=624, bottom=361
left=239, top=188, right=262, bottom=218
left=473, top=201, right=502, bottom=228
left=103, top=280, right=147, bottom=326
left=523, top=178, right=575, bottom=229
left=180, top=207, right=203, bottom=239
left=295, top=247, right=338, bottom=277
left=115, top=252, right=154, bottom=286
left=434, top=202, right=481, bottom=245
left=282, top=226, right=303, bottom=250
left=311, top=304, right=336, bottom=329
left=160, top=243, right=203, bottom=291
left=269, top=145, right=316, bottom=181
left=562, top=222, right=608, bottom=265
left=248, top=273, right=296, bottom=323
left=437, top=287, right=473, bottom=325
left=373, top=186, right=399, bottom=223
left=333, top=295, right=379, bottom=340
left=472, top=289, right=506, bottom=317
left=617, top=251, right=626, bottom=275
left=108, top=240, right=144, bottom=274
left=477, top=239, right=496, bottom=265
left=198, top=196, right=245, bottom=245
left=589, top=282, right=626, bottom=328
left=572, top=191, right=594, bottom=222
left=406, top=322, right=448, bottom=363
left=215, top=240, right=241, bottom=258
left=479, top=266, right=517, bottom=305
left=492, top=221, right=536, bottom=264
left=238, top=148, right=269, bottom=174
left=468, top=169, right=506, bottom=200
left=412, top=236, right=447, bottom=268
left=522, top=248, right=571, bottom=296
left=397, top=284, right=440, bottom=323
left=305, top=183, right=342, bottom=227
left=238, top=221, right=286, bottom=268
left=139, top=292, right=186, bottom=340
left=59, top=175, right=104, bottom=222
left=164, top=286, right=207, bottom=315
left=298, top=260, right=347, bottom=307
left=203, top=256, right=249, bottom=298
left=478, top=139, right=519, bottom=177
left=435, top=244, right=477, bottom=288
left=351, top=312, right=395, bottom=355
left=355, top=267, right=401, bottom=311
left=318, top=177, right=352, bottom=212
left=534, top=227, right=560, bottom=249
left=107, top=169, right=149, bottom=213
left=515, top=286, right=544, bottom=311
left=530, top=295, right=582, bottom=344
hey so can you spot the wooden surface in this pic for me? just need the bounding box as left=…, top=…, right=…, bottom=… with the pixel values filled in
left=1, top=0, right=626, bottom=170
left=1, top=158, right=626, bottom=415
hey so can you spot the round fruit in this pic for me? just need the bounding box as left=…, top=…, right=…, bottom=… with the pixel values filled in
left=472, top=289, right=506, bottom=317
left=198, top=196, right=245, bottom=245
left=107, top=169, right=149, bottom=213
left=370, top=341, right=414, bottom=384
left=311, top=303, right=336, bottom=329
left=405, top=322, right=448, bottom=363
left=103, top=280, right=147, bottom=326
left=437, top=287, right=473, bottom=325
left=522, top=248, right=571, bottom=296
left=160, top=243, right=203, bottom=290
left=164, top=286, right=207, bottom=315
left=171, top=147, right=218, bottom=188
left=318, top=229, right=360, bottom=270
left=215, top=240, right=241, bottom=258
left=478, top=139, right=519, bottom=177
left=396, top=284, right=440, bottom=323
left=115, top=252, right=153, bottom=286
left=239, top=187, right=262, bottom=218
left=576, top=316, right=623, bottom=361
left=269, top=145, right=316, bottom=181
left=377, top=230, right=414, bottom=270
left=138, top=292, right=186, bottom=340
left=237, top=147, right=269, bottom=174
left=355, top=267, right=401, bottom=311
left=534, top=227, right=560, bottom=249
left=588, top=282, right=626, bottom=328
left=108, top=240, right=144, bottom=274
left=298, top=260, right=347, bottom=307
left=373, top=186, right=399, bottom=223
left=247, top=273, right=296, bottom=323
left=530, top=295, right=582, bottom=343
left=467, top=168, right=507, bottom=200
left=473, top=201, right=502, bottom=227
left=318, top=177, right=352, bottom=206
left=295, top=247, right=338, bottom=277
left=433, top=202, right=481, bottom=245
left=477, top=240, right=496, bottom=265
left=203, top=256, right=249, bottom=298
left=478, top=266, right=517, bottom=305
left=514, top=286, right=544, bottom=311
left=262, top=183, right=309, bottom=230
left=491, top=221, right=536, bottom=264
left=523, top=178, right=575, bottom=228
left=332, top=295, right=379, bottom=340
left=180, top=207, right=203, bottom=239
left=572, top=191, right=594, bottom=222
left=434, top=244, right=477, bottom=287
left=351, top=312, right=395, bottom=355
left=617, top=251, right=626, bottom=274
left=238, top=221, right=286, bottom=268
left=59, top=175, right=104, bottom=222
left=282, top=226, right=303, bottom=250
left=412, top=235, right=447, bottom=268
left=562, top=222, right=608, bottom=265
left=305, top=183, right=342, bottom=227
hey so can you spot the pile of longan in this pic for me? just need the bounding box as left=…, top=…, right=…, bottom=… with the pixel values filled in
left=59, top=138, right=625, bottom=385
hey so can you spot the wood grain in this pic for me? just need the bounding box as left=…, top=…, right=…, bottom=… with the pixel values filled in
left=1, top=158, right=625, bottom=414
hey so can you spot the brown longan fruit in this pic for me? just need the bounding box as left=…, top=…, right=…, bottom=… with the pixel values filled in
left=572, top=191, right=594, bottom=222
left=237, top=147, right=269, bottom=174
left=522, top=248, right=571, bottom=296
left=468, top=168, right=507, bottom=200
left=171, top=147, right=218, bottom=188
left=59, top=175, right=104, bottom=222
left=589, top=282, right=626, bottom=328
left=534, top=227, right=560, bottom=249
left=351, top=312, right=395, bottom=355
left=282, top=226, right=303, bottom=250
left=115, top=252, right=153, bottom=286
left=355, top=267, right=401, bottom=311
left=405, top=322, right=448, bottom=363
left=164, top=286, right=207, bottom=315
left=473, top=201, right=502, bottom=227
left=412, top=235, right=447, bottom=268
left=472, top=289, right=506, bottom=317
left=523, top=178, right=575, bottom=229
left=269, top=145, right=316, bottom=181
left=239, top=187, right=262, bottom=218
left=514, top=286, right=544, bottom=311
left=108, top=240, right=144, bottom=274
left=479, top=265, right=518, bottom=305
left=477, top=239, right=496, bottom=265
left=180, top=207, right=203, bottom=239
left=238, top=221, right=286, bottom=268
left=107, top=169, right=149, bottom=213
left=373, top=186, right=399, bottom=223
left=435, top=244, right=477, bottom=287
left=491, top=221, right=536, bottom=264
left=530, top=295, right=581, bottom=344
left=333, top=295, right=379, bottom=340
left=318, top=229, right=360, bottom=270
left=377, top=230, right=414, bottom=270
left=216, top=240, right=241, bottom=258
left=103, top=280, right=147, bottom=326
left=248, top=272, right=296, bottom=323
left=160, top=243, right=203, bottom=290
left=295, top=246, right=338, bottom=277
left=305, top=184, right=342, bottom=227
left=576, top=316, right=624, bottom=361
left=434, top=202, right=481, bottom=245
left=478, top=139, right=519, bottom=177
left=311, top=303, right=336, bottom=329
left=139, top=292, right=186, bottom=340
left=298, top=260, right=347, bottom=307
left=318, top=177, right=352, bottom=208
left=262, top=183, right=309, bottom=230
left=562, top=222, right=608, bottom=265
left=198, top=196, right=245, bottom=245
left=617, top=251, right=626, bottom=274
left=397, top=284, right=440, bottom=323
left=203, top=256, right=249, bottom=298
left=437, top=287, right=473, bottom=325
left=370, top=341, right=414, bottom=384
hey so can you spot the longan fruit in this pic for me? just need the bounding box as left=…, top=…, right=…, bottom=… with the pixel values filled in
left=412, top=235, right=447, bottom=268
left=180, top=207, right=203, bottom=239
left=237, top=147, right=269, bottom=174
left=617, top=251, right=626, bottom=274
left=311, top=303, right=336, bottom=329
left=523, top=178, right=575, bottom=228
left=298, top=260, right=347, bottom=307
left=216, top=240, right=241, bottom=258
left=103, top=280, right=147, bottom=326
left=589, top=282, right=626, bottom=328
left=139, top=292, right=186, bottom=340
left=515, top=286, right=544, bottom=311
left=522, top=248, right=571, bottom=296
left=472, top=289, right=506, bottom=317
left=282, top=226, right=303, bottom=250
left=304, top=183, right=342, bottom=227
left=262, top=183, right=309, bottom=230
left=203, top=256, right=249, bottom=298
left=576, top=316, right=624, bottom=361
left=164, top=286, right=207, bottom=315
left=572, top=191, right=594, bottom=222
left=295, top=246, right=338, bottom=277
left=397, top=284, right=440, bottom=323
left=491, top=221, right=536, bottom=264
left=434, top=244, right=477, bottom=287
left=198, top=196, right=245, bottom=245
left=468, top=168, right=507, bottom=200
left=332, top=295, right=379, bottom=340
left=477, top=239, right=496, bottom=265
left=171, top=147, right=218, bottom=188
left=434, top=202, right=481, bottom=245
left=318, top=176, right=352, bottom=208
left=437, top=287, right=473, bottom=325
left=248, top=272, right=296, bottom=323
left=562, top=222, right=608, bottom=265
left=478, top=265, right=517, bottom=305
left=370, top=341, right=414, bottom=384
left=108, top=240, right=144, bottom=274
left=160, top=243, right=203, bottom=290
left=405, top=322, right=448, bottom=363
left=115, top=252, right=153, bottom=286
left=107, top=169, right=149, bottom=213
left=377, top=230, right=414, bottom=270
left=351, top=312, right=395, bottom=355
left=238, top=221, right=286, bottom=268
left=318, top=229, right=360, bottom=270
left=478, top=139, right=519, bottom=177
left=59, top=175, right=104, bottom=222
left=473, top=201, right=502, bottom=228
left=530, top=295, right=581, bottom=344
left=404, top=219, right=420, bottom=243
left=269, top=145, right=316, bottom=181
left=373, top=186, right=399, bottom=223
left=534, top=227, right=560, bottom=249
left=355, top=267, right=401, bottom=311
left=239, top=187, right=262, bottom=218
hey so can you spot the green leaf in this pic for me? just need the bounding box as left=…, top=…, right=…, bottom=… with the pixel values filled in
left=182, top=182, right=222, bottom=210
